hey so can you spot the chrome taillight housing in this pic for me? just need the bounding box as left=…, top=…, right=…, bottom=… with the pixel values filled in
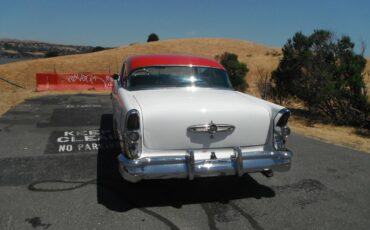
left=124, top=109, right=142, bottom=159
left=273, top=109, right=291, bottom=150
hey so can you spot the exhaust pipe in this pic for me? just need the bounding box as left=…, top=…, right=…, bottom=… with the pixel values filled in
left=262, top=169, right=273, bottom=177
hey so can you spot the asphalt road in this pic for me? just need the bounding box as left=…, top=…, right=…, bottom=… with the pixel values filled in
left=0, top=94, right=369, bottom=230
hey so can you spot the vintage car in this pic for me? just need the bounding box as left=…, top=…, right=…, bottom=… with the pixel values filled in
left=111, top=54, right=292, bottom=182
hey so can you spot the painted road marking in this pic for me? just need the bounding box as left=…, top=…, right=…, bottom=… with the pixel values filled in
left=65, top=104, right=102, bottom=108
left=45, top=129, right=120, bottom=154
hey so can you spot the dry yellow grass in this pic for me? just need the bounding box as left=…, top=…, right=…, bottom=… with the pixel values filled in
left=0, top=38, right=369, bottom=153
left=365, top=58, right=370, bottom=92
left=290, top=117, right=369, bottom=153
left=0, top=38, right=281, bottom=94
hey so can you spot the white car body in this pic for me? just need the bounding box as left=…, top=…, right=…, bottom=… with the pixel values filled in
left=112, top=54, right=292, bottom=182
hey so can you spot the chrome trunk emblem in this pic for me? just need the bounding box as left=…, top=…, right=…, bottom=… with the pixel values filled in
left=187, top=121, right=235, bottom=134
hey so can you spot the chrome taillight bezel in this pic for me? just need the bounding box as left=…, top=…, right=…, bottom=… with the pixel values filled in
left=124, top=109, right=142, bottom=159
left=126, top=109, right=140, bottom=131
left=273, top=109, right=291, bottom=151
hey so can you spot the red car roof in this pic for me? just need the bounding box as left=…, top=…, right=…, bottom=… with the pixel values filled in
left=125, top=54, right=225, bottom=73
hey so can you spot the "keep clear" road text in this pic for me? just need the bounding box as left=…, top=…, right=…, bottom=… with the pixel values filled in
left=53, top=129, right=120, bottom=153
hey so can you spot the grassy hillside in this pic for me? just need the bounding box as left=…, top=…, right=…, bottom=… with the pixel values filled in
left=0, top=38, right=97, bottom=58
left=0, top=38, right=283, bottom=95
left=1, top=37, right=369, bottom=95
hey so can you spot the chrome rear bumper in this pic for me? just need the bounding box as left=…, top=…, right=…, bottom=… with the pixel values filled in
left=118, top=148, right=293, bottom=183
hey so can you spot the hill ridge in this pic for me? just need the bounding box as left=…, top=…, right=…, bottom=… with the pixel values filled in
left=0, top=37, right=368, bottom=95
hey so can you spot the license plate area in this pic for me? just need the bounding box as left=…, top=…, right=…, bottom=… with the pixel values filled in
left=194, top=149, right=235, bottom=160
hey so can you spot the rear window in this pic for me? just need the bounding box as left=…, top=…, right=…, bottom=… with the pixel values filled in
left=127, top=66, right=232, bottom=90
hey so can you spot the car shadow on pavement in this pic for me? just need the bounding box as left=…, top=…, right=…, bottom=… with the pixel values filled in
left=97, top=114, right=276, bottom=212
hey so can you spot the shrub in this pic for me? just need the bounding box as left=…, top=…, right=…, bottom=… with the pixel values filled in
left=44, top=50, right=59, bottom=58
left=147, top=33, right=159, bottom=42
left=91, top=46, right=105, bottom=52
left=256, top=66, right=273, bottom=99
left=271, top=30, right=369, bottom=127
left=216, top=52, right=249, bottom=92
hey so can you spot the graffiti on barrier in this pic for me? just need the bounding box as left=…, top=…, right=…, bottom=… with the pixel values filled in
left=65, top=73, right=113, bottom=88
left=36, top=72, right=113, bottom=91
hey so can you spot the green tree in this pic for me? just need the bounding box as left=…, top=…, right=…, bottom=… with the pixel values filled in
left=147, top=33, right=159, bottom=42
left=216, top=52, right=249, bottom=92
left=3, top=42, right=13, bottom=50
left=91, top=46, right=105, bottom=52
left=44, top=50, right=59, bottom=58
left=271, top=30, right=368, bottom=126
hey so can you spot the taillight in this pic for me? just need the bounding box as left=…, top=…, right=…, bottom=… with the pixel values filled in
left=127, top=132, right=140, bottom=141
left=273, top=109, right=291, bottom=150
left=124, top=109, right=141, bottom=159
left=276, top=110, right=290, bottom=127
left=126, top=110, right=140, bottom=130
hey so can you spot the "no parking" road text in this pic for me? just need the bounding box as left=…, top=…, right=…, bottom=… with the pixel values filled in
left=50, top=129, right=119, bottom=153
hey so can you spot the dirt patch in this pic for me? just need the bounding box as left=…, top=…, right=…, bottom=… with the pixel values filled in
left=290, top=117, right=369, bottom=153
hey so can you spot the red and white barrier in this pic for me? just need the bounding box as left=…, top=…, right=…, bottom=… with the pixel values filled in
left=36, top=72, right=113, bottom=91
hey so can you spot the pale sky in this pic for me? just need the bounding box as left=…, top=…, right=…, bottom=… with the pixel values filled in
left=1, top=0, right=369, bottom=56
